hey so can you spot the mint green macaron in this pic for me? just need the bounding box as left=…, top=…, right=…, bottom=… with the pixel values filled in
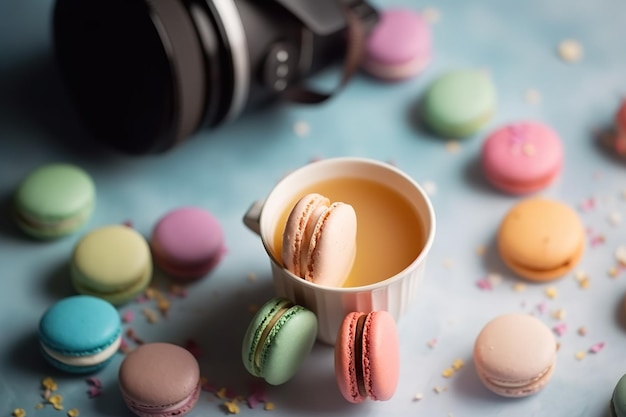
left=612, top=374, right=626, bottom=417
left=422, top=69, right=497, bottom=139
left=13, top=163, right=95, bottom=239
left=242, top=297, right=317, bottom=385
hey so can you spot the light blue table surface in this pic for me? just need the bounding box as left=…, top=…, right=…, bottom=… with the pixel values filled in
left=2, top=0, right=626, bottom=416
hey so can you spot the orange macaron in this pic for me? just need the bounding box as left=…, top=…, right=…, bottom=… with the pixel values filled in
left=497, top=197, right=585, bottom=282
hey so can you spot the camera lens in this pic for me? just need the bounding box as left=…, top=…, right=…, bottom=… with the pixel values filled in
left=54, top=0, right=376, bottom=154
left=54, top=0, right=209, bottom=154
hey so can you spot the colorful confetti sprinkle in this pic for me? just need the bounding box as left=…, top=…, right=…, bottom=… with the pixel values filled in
left=452, top=359, right=465, bottom=370
left=427, top=338, right=438, bottom=348
left=589, top=342, right=605, bottom=354
left=575, top=351, right=586, bottom=361
left=264, top=402, right=275, bottom=411
left=552, top=308, right=566, bottom=320
left=413, top=393, right=424, bottom=401
left=67, top=408, right=79, bottom=417
left=12, top=408, right=26, bottom=417
left=121, top=310, right=134, bottom=323
left=553, top=323, right=567, bottom=336
left=442, top=368, right=454, bottom=378
left=42, top=377, right=58, bottom=392
left=433, top=386, right=448, bottom=394
left=142, top=307, right=159, bottom=324
left=557, top=39, right=583, bottom=62
left=578, top=326, right=587, bottom=336
left=476, top=278, right=493, bottom=290
left=222, top=399, right=240, bottom=414
left=513, top=282, right=526, bottom=292
left=545, top=287, right=558, bottom=299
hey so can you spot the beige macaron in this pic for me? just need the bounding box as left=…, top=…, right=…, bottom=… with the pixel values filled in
left=281, top=193, right=357, bottom=287
left=497, top=197, right=585, bottom=282
left=473, top=313, right=557, bottom=397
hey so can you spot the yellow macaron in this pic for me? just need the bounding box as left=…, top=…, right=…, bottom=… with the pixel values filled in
left=497, top=197, right=584, bottom=282
left=71, top=225, right=152, bottom=305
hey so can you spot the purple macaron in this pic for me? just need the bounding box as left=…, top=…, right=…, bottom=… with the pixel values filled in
left=363, top=9, right=432, bottom=81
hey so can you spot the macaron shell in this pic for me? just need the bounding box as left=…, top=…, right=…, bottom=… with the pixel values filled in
left=151, top=207, right=224, bottom=279
left=119, top=343, right=200, bottom=409
left=473, top=313, right=556, bottom=397
left=335, top=311, right=399, bottom=403
left=482, top=122, right=563, bottom=194
left=364, top=9, right=431, bottom=80
left=39, top=295, right=121, bottom=355
left=305, top=202, right=357, bottom=287
left=497, top=198, right=584, bottom=281
left=422, top=69, right=496, bottom=138
left=14, top=163, right=95, bottom=238
left=72, top=225, right=152, bottom=303
left=282, top=193, right=330, bottom=277
left=242, top=298, right=317, bottom=386
left=612, top=374, right=626, bottom=417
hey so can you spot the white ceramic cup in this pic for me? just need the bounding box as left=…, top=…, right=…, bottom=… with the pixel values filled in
left=243, top=157, right=436, bottom=345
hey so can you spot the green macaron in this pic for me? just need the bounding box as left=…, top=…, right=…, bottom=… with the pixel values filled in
left=422, top=69, right=497, bottom=139
left=612, top=374, right=626, bottom=417
left=13, top=163, right=96, bottom=239
left=241, top=297, right=317, bottom=385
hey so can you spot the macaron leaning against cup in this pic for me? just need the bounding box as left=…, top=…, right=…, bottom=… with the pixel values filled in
left=151, top=206, right=225, bottom=281
left=71, top=225, right=152, bottom=305
left=482, top=121, right=564, bottom=194
left=38, top=295, right=122, bottom=374
left=335, top=311, right=400, bottom=403
left=281, top=193, right=357, bottom=288
left=363, top=9, right=431, bottom=81
left=13, top=163, right=95, bottom=239
left=473, top=313, right=557, bottom=397
left=119, top=343, right=201, bottom=417
left=422, top=69, right=497, bottom=139
left=242, top=297, right=318, bottom=385
left=497, top=197, right=585, bottom=282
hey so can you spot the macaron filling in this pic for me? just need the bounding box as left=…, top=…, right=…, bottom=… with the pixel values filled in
left=41, top=333, right=121, bottom=367
left=353, top=314, right=368, bottom=398
left=483, top=364, right=553, bottom=389
left=484, top=161, right=562, bottom=193
left=253, top=301, right=294, bottom=373
left=14, top=202, right=93, bottom=233
left=121, top=382, right=201, bottom=416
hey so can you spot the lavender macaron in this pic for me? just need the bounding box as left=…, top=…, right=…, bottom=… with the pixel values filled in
left=363, top=9, right=432, bottom=81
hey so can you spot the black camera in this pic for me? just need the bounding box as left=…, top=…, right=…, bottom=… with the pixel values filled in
left=53, top=0, right=378, bottom=154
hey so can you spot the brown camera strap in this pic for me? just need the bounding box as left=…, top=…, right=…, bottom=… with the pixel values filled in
left=285, top=7, right=365, bottom=104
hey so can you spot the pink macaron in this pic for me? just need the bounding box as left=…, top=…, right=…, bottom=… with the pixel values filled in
left=119, top=343, right=201, bottom=417
left=613, top=100, right=626, bottom=156
left=473, top=313, right=557, bottom=398
left=281, top=193, right=357, bottom=287
left=334, top=311, right=399, bottom=403
left=363, top=9, right=431, bottom=81
left=481, top=121, right=563, bottom=194
left=151, top=206, right=224, bottom=281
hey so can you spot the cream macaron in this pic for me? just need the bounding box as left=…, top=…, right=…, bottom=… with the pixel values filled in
left=473, top=313, right=557, bottom=397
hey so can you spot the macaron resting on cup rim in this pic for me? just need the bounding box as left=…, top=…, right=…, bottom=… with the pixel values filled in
left=118, top=343, right=201, bottom=417
left=482, top=121, right=563, bottom=194
left=151, top=206, right=224, bottom=281
left=422, top=69, right=497, bottom=139
left=281, top=193, right=357, bottom=288
left=334, top=311, right=400, bottom=403
left=473, top=313, right=557, bottom=398
left=243, top=157, right=436, bottom=345
left=38, top=295, right=122, bottom=374
left=497, top=197, right=585, bottom=282
left=363, top=8, right=431, bottom=81
left=13, top=163, right=96, bottom=239
left=241, top=297, right=318, bottom=385
left=71, top=225, right=152, bottom=305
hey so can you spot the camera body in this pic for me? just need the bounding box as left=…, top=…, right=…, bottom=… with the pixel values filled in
left=53, top=0, right=378, bottom=154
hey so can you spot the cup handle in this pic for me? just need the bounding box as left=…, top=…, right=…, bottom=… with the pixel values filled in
left=243, top=199, right=265, bottom=235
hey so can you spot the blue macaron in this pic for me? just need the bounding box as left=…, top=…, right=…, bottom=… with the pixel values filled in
left=38, top=295, right=122, bottom=373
